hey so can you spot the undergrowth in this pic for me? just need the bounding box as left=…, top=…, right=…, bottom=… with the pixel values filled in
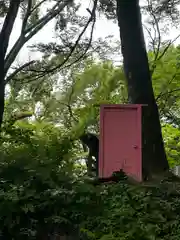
left=83, top=179, right=180, bottom=240
left=0, top=123, right=180, bottom=239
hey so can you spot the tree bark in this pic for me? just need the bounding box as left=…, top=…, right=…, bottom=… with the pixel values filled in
left=116, top=0, right=169, bottom=178
left=0, top=54, right=5, bottom=128
left=0, top=0, right=21, bottom=128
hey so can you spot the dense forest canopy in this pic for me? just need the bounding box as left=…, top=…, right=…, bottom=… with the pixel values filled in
left=1, top=0, right=180, bottom=238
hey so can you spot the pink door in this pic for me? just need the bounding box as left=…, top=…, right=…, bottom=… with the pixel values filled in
left=99, top=105, right=142, bottom=181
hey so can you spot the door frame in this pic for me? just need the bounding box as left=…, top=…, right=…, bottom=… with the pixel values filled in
left=99, top=104, right=143, bottom=181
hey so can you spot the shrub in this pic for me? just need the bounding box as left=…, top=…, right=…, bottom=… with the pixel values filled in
left=80, top=179, right=180, bottom=240
left=0, top=122, right=102, bottom=238
left=1, top=122, right=180, bottom=239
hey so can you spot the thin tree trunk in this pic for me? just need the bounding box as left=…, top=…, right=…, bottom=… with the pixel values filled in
left=116, top=0, right=169, bottom=178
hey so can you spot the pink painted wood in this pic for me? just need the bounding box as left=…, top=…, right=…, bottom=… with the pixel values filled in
left=99, top=104, right=143, bottom=182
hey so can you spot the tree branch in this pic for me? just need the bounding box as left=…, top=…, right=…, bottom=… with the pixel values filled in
left=50, top=0, right=97, bottom=72
left=7, top=111, right=33, bottom=127
left=157, top=34, right=180, bottom=61
left=4, top=0, right=97, bottom=88
left=157, top=87, right=180, bottom=100
left=156, top=72, right=177, bottom=101
left=4, top=0, right=71, bottom=76
left=31, top=0, right=47, bottom=13
left=21, top=0, right=33, bottom=34
left=0, top=0, right=21, bottom=59
left=146, top=0, right=162, bottom=75
left=24, top=0, right=61, bottom=34
left=5, top=60, right=35, bottom=84
left=28, top=0, right=98, bottom=76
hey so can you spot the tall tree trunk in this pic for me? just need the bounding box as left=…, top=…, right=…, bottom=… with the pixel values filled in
left=116, top=0, right=169, bottom=178
left=0, top=0, right=21, bottom=128
left=0, top=54, right=5, bottom=129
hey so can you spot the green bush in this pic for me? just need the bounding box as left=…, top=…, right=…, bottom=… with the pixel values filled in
left=81, top=179, right=180, bottom=240
left=0, top=122, right=104, bottom=238
left=1, top=122, right=180, bottom=239
left=162, top=123, right=180, bottom=168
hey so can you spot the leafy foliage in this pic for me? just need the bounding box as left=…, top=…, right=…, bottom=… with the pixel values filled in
left=1, top=1, right=180, bottom=239
left=5, top=50, right=180, bottom=167
left=0, top=122, right=102, bottom=238
left=162, top=123, right=180, bottom=168
left=1, top=57, right=180, bottom=237
left=1, top=123, right=180, bottom=240
left=82, top=179, right=180, bottom=240
left=149, top=45, right=180, bottom=120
